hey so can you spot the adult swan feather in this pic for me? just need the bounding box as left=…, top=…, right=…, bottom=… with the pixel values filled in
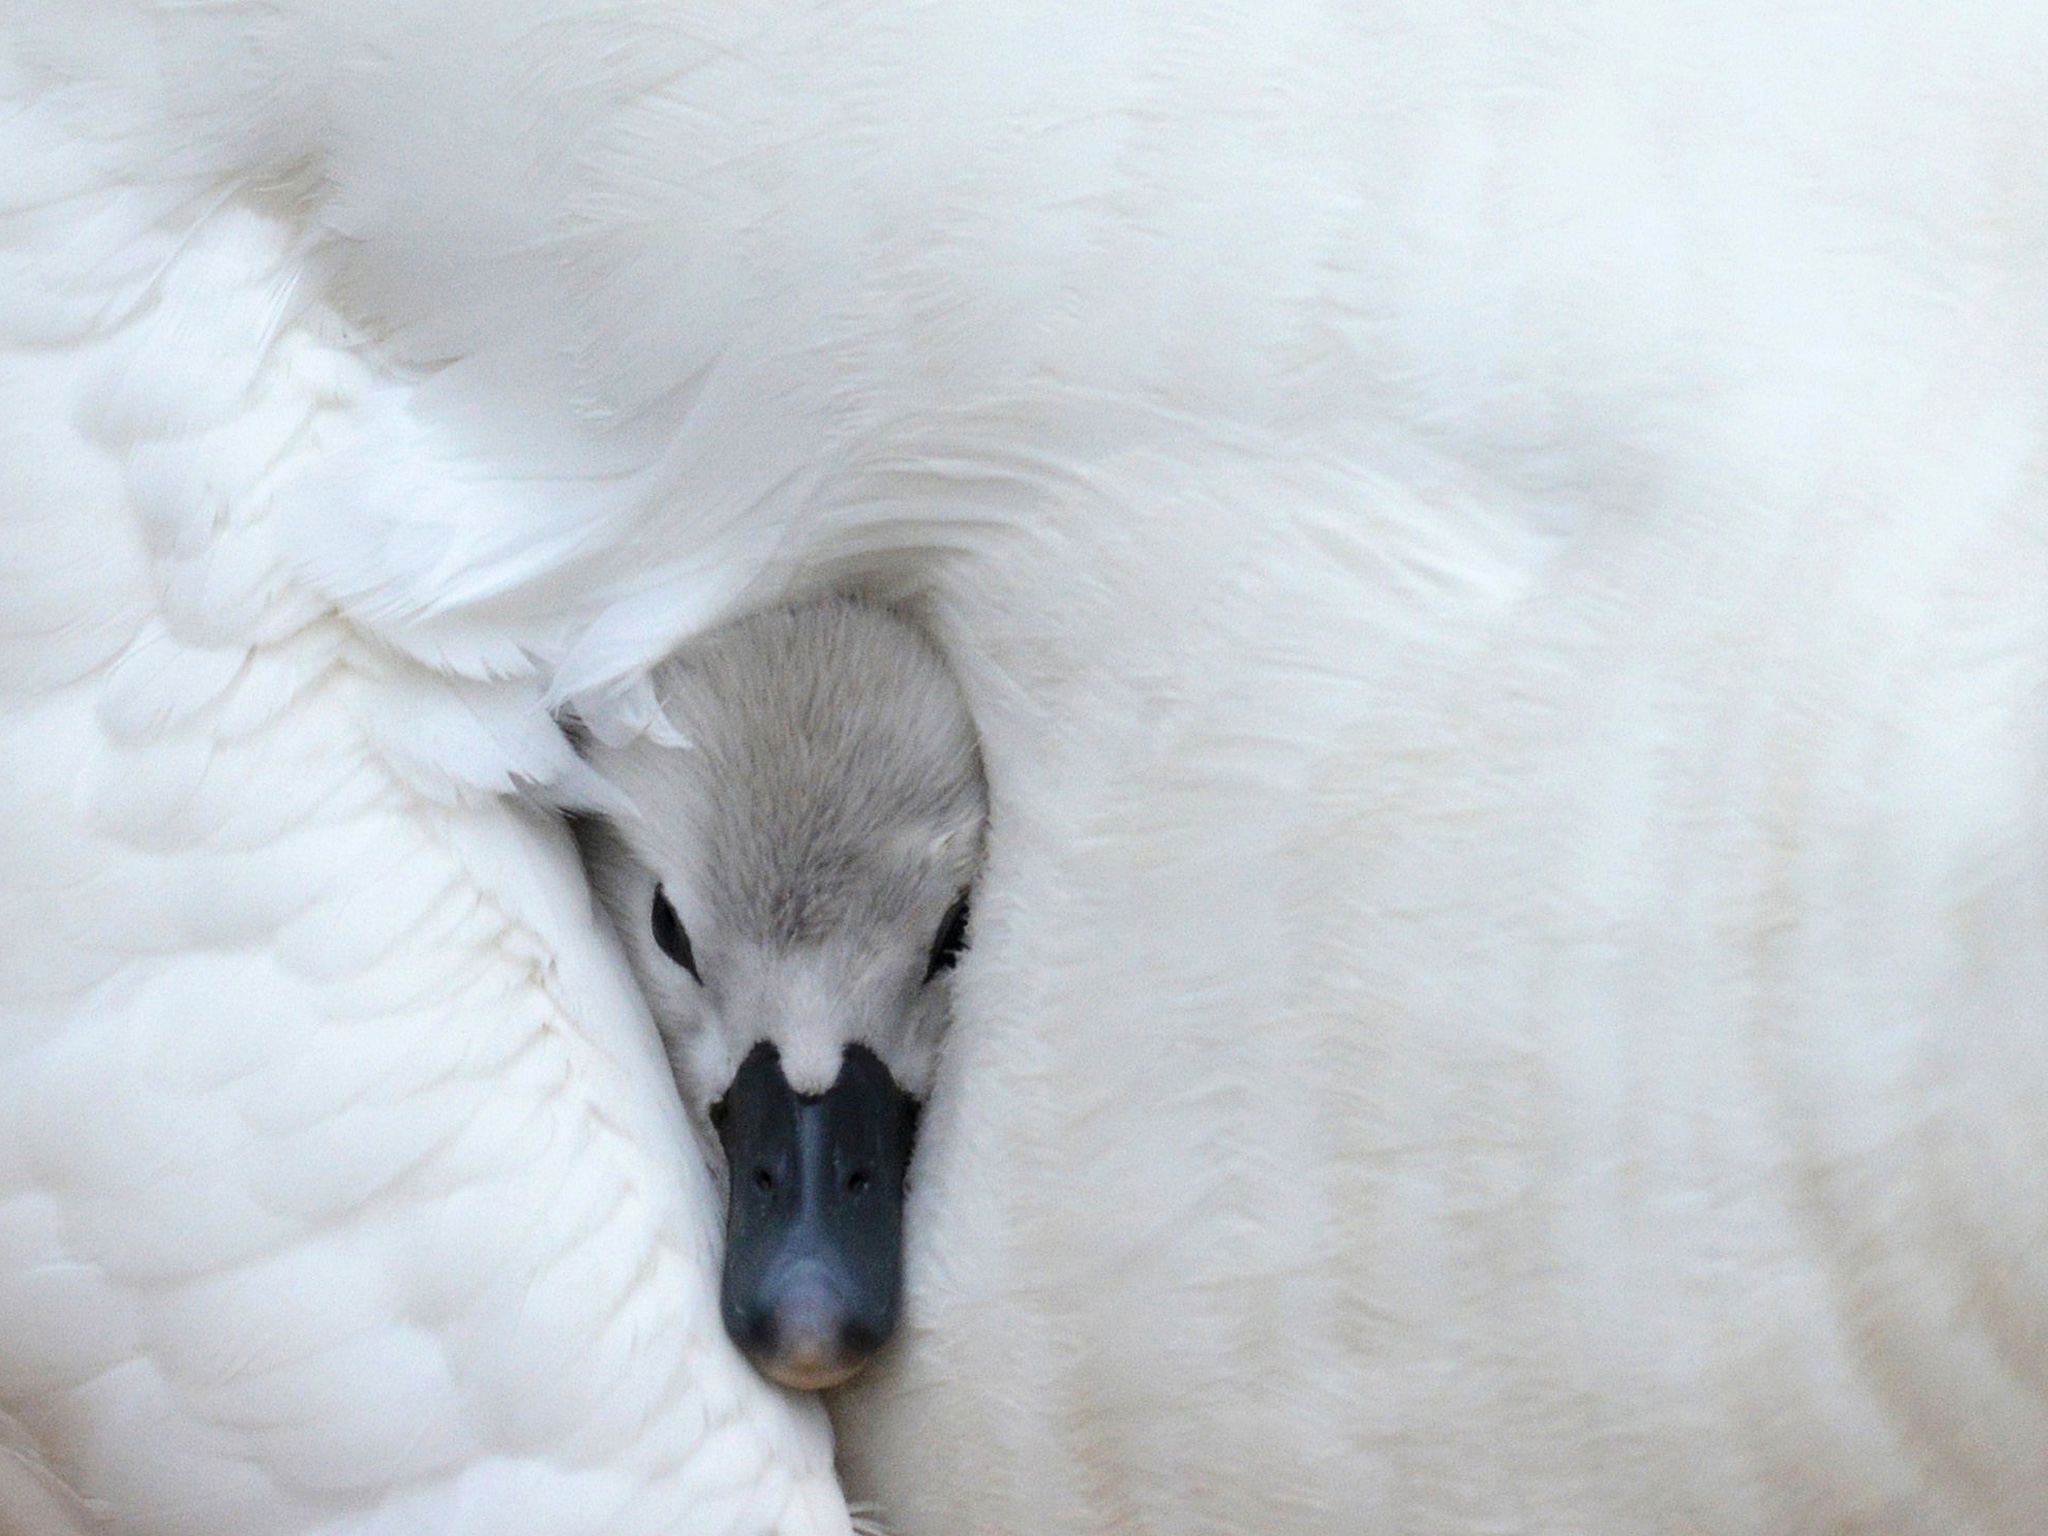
left=4, top=4, right=2048, bottom=1534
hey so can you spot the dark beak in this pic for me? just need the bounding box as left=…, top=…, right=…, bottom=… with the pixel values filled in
left=715, top=1041, right=919, bottom=1390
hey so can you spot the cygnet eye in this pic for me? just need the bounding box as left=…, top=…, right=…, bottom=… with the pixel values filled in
left=924, top=892, right=971, bottom=982
left=651, top=885, right=700, bottom=981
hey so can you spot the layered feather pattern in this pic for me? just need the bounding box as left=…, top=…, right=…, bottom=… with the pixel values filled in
left=0, top=46, right=845, bottom=1535
left=4, top=3, right=2048, bottom=1533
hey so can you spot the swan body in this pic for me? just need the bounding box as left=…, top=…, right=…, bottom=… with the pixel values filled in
left=3, top=3, right=2047, bottom=1533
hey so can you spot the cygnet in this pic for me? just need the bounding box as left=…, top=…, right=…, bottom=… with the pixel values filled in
left=572, top=598, right=986, bottom=1390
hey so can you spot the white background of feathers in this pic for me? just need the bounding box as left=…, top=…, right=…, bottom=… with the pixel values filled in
left=3, top=3, right=2048, bottom=1533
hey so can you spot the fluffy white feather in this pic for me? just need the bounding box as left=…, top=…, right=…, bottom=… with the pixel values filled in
left=4, top=3, right=2048, bottom=1533
left=0, top=65, right=847, bottom=1533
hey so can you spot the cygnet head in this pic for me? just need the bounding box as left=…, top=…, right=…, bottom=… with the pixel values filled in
left=572, top=599, right=985, bottom=1390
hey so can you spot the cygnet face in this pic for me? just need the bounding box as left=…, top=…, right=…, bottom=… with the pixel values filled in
left=572, top=599, right=984, bottom=1390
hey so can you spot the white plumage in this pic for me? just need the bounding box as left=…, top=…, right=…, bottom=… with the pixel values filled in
left=3, top=4, right=2048, bottom=1534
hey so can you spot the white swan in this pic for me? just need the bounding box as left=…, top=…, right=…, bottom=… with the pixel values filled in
left=4, top=4, right=2048, bottom=1534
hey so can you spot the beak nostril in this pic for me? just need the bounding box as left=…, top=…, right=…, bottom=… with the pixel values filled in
left=844, top=1169, right=870, bottom=1195
left=753, top=1166, right=775, bottom=1192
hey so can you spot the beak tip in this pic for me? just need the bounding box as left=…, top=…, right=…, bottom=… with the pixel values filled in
left=733, top=1271, right=885, bottom=1390
left=754, top=1344, right=871, bottom=1393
